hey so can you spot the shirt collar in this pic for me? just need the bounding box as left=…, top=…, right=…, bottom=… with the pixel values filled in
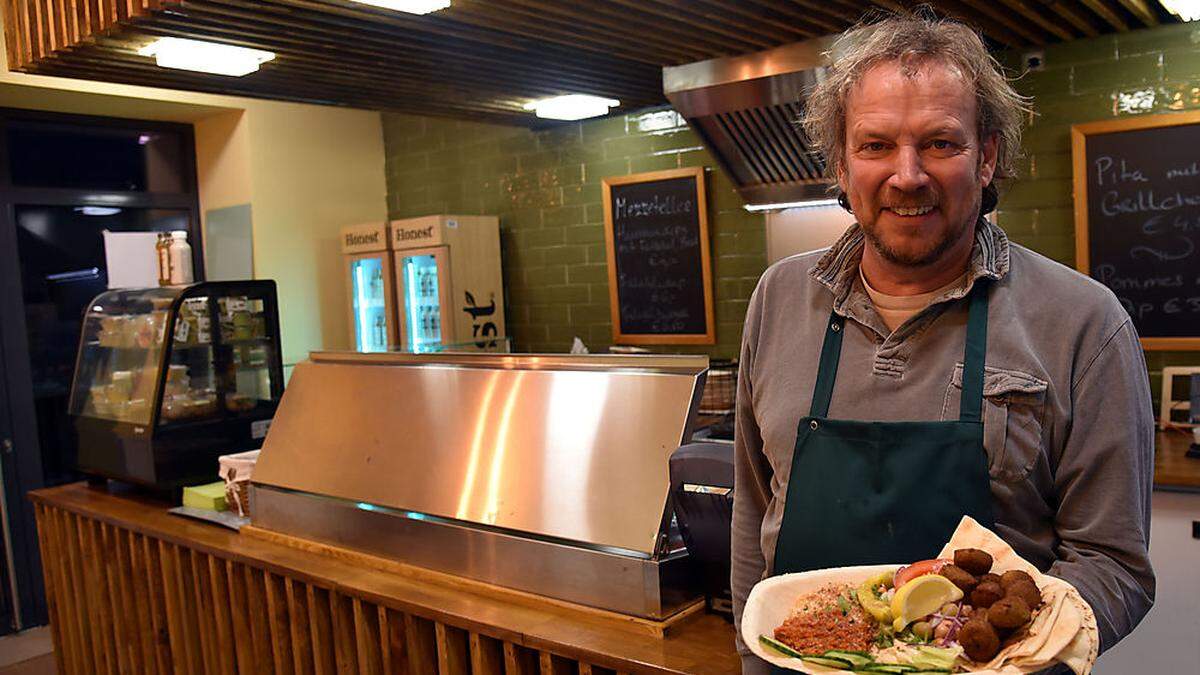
left=810, top=216, right=1010, bottom=314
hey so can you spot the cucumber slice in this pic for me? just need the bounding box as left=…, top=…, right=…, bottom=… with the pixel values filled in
left=758, top=635, right=804, bottom=659
left=860, top=665, right=918, bottom=673
left=825, top=650, right=873, bottom=667
left=800, top=655, right=855, bottom=668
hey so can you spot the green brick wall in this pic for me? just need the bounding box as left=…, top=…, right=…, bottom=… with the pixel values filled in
left=996, top=21, right=1200, bottom=404
left=381, top=109, right=765, bottom=357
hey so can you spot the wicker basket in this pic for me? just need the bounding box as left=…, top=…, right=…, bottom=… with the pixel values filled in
left=218, top=450, right=260, bottom=517
left=698, top=359, right=738, bottom=415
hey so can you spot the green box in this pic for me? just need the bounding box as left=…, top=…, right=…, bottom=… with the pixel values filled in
left=183, top=482, right=227, bottom=511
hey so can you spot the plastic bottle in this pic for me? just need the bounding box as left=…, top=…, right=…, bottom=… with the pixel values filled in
left=168, top=231, right=194, bottom=284
left=156, top=233, right=172, bottom=286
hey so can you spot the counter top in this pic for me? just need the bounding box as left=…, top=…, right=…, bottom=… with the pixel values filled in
left=29, top=482, right=741, bottom=675
left=1154, top=430, right=1200, bottom=491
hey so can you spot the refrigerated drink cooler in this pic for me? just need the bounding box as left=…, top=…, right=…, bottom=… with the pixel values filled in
left=390, top=215, right=506, bottom=353
left=340, top=221, right=396, bottom=353
left=250, top=352, right=708, bottom=619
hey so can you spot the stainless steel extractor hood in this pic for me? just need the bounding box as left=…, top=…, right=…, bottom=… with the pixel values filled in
left=664, top=37, right=835, bottom=207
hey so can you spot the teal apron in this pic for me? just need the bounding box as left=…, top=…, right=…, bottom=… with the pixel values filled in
left=769, top=281, right=995, bottom=668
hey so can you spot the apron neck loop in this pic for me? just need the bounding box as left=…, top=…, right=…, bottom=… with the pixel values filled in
left=957, top=279, right=990, bottom=423
left=808, top=278, right=991, bottom=421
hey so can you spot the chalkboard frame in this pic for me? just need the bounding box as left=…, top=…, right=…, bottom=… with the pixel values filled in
left=601, top=166, right=716, bottom=345
left=1071, top=110, right=1200, bottom=350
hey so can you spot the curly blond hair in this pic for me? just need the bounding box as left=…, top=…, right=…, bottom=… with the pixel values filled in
left=802, top=12, right=1030, bottom=184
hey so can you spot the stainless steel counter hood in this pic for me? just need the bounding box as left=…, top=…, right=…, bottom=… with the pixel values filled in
left=250, top=351, right=708, bottom=619
left=664, top=37, right=835, bottom=206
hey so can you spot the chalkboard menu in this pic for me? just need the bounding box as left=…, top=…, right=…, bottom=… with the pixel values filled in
left=1072, top=111, right=1200, bottom=349
left=602, top=167, right=715, bottom=345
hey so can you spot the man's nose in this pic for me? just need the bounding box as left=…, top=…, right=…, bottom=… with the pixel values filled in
left=888, top=146, right=929, bottom=191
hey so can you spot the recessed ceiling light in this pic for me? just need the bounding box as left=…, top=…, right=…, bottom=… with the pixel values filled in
left=348, top=0, right=451, bottom=13
left=138, top=37, right=275, bottom=77
left=523, top=95, right=621, bottom=121
left=743, top=199, right=840, bottom=212
left=1161, top=0, right=1200, bottom=21
left=74, top=206, right=122, bottom=216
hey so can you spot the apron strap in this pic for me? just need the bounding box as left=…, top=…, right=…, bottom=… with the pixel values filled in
left=809, top=314, right=845, bottom=418
left=958, top=280, right=991, bottom=423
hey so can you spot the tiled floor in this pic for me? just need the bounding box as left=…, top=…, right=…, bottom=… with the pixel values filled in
left=0, top=654, right=55, bottom=675
left=0, top=627, right=55, bottom=675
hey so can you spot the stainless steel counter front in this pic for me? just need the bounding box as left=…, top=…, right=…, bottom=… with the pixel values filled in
left=250, top=351, right=708, bottom=619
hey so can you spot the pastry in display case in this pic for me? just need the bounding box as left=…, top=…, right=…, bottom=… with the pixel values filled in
left=68, top=281, right=284, bottom=488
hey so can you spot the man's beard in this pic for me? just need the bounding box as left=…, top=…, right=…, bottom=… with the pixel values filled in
left=861, top=195, right=979, bottom=268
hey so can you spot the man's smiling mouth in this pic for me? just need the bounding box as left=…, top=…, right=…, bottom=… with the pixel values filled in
left=888, top=205, right=935, bottom=216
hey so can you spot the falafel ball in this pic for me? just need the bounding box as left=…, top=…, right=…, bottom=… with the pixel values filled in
left=979, top=573, right=1002, bottom=586
left=1006, top=579, right=1044, bottom=609
left=970, top=581, right=1004, bottom=609
left=940, top=564, right=979, bottom=593
left=987, top=596, right=1032, bottom=630
left=1000, top=569, right=1036, bottom=590
left=954, top=548, right=994, bottom=576
left=958, top=618, right=1001, bottom=662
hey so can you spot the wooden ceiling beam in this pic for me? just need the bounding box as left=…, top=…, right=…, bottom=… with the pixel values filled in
left=680, top=0, right=832, bottom=40
left=180, top=0, right=665, bottom=94
left=602, top=0, right=777, bottom=53
left=49, top=45, right=534, bottom=120
left=1077, top=0, right=1131, bottom=30
left=956, top=0, right=1055, bottom=44
left=929, top=0, right=1035, bottom=46
left=1115, top=0, right=1159, bottom=26
left=123, top=20, right=665, bottom=111
left=470, top=0, right=733, bottom=61
left=261, top=0, right=696, bottom=66
left=447, top=0, right=708, bottom=64
left=157, top=4, right=663, bottom=100
left=757, top=0, right=860, bottom=30
left=235, top=0, right=675, bottom=75
left=1032, top=0, right=1103, bottom=36
left=992, top=0, right=1078, bottom=40
left=112, top=26, right=550, bottom=111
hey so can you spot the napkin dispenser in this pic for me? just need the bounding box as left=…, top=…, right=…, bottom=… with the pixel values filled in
left=670, top=441, right=734, bottom=618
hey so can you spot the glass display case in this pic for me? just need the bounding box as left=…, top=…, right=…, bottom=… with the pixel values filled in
left=68, top=281, right=284, bottom=488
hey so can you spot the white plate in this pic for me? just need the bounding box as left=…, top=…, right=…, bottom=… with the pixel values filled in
left=742, top=564, right=900, bottom=673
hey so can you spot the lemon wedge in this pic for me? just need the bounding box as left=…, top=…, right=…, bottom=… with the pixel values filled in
left=890, top=574, right=963, bottom=633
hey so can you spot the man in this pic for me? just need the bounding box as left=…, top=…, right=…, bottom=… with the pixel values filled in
left=732, top=14, right=1155, bottom=674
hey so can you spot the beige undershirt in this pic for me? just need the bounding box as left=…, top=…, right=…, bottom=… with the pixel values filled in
left=860, top=267, right=965, bottom=332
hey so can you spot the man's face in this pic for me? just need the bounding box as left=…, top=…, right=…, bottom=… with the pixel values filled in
left=839, top=60, right=998, bottom=268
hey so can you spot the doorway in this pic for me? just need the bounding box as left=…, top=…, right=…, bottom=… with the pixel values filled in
left=0, top=108, right=202, bottom=633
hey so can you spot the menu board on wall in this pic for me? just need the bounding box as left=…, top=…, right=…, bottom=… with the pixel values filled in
left=602, top=167, right=715, bottom=345
left=1072, top=111, right=1200, bottom=350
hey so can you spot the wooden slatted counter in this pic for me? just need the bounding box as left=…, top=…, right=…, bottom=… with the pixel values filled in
left=28, top=482, right=740, bottom=675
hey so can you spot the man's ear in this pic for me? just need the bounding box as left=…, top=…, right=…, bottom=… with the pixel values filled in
left=979, top=132, right=999, bottom=186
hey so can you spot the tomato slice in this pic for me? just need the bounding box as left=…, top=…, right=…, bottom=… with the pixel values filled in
left=893, top=558, right=953, bottom=589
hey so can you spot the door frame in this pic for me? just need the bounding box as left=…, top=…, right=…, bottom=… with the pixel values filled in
left=0, top=107, right=204, bottom=629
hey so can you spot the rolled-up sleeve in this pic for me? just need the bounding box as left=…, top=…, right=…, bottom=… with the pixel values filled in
left=732, top=283, right=774, bottom=675
left=1048, top=318, right=1155, bottom=652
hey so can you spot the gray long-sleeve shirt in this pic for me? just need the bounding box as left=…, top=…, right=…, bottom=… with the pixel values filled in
left=732, top=219, right=1155, bottom=674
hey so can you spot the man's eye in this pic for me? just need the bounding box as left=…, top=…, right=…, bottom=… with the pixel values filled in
left=862, top=142, right=887, bottom=152
left=930, top=140, right=955, bottom=150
